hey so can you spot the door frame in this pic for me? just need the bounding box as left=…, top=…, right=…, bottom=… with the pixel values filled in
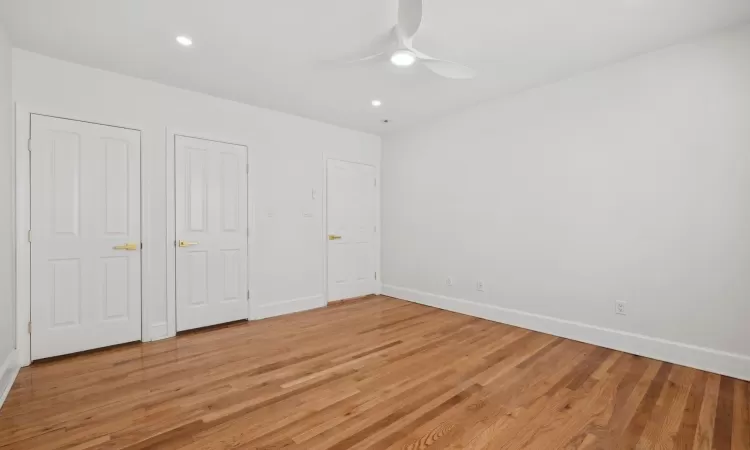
left=14, top=105, right=146, bottom=367
left=166, top=129, right=253, bottom=336
left=322, top=157, right=382, bottom=303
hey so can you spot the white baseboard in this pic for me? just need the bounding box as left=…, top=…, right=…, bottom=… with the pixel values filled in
left=252, top=295, right=325, bottom=320
left=0, top=350, right=20, bottom=411
left=382, top=285, right=750, bottom=381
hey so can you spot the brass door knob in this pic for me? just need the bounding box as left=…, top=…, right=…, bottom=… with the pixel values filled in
left=114, top=243, right=138, bottom=251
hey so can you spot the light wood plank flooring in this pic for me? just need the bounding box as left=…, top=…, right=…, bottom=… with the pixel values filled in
left=1, top=296, right=748, bottom=449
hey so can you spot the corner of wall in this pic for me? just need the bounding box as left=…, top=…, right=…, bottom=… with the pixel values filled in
left=0, top=17, right=18, bottom=374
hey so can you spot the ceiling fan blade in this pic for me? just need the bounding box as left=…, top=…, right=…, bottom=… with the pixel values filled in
left=324, top=28, right=397, bottom=66
left=397, top=0, right=423, bottom=42
left=411, top=48, right=476, bottom=79
left=419, top=56, right=477, bottom=79
left=320, top=51, right=386, bottom=68
left=342, top=52, right=386, bottom=64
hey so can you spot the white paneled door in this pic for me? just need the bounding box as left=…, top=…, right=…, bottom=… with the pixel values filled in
left=30, top=115, right=142, bottom=360
left=175, top=136, right=249, bottom=331
left=327, top=159, right=377, bottom=302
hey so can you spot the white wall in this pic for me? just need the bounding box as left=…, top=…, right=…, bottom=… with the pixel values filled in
left=382, top=25, right=750, bottom=380
left=13, top=49, right=381, bottom=348
left=0, top=25, right=14, bottom=370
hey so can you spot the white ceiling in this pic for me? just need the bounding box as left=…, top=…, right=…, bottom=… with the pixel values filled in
left=1, top=0, right=749, bottom=134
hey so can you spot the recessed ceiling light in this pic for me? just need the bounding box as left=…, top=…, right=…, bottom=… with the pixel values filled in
left=371, top=100, right=382, bottom=107
left=176, top=36, right=193, bottom=47
left=390, top=50, right=416, bottom=67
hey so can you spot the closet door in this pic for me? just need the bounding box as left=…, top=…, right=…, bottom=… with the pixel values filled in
left=175, top=136, right=249, bottom=331
left=31, top=115, right=142, bottom=360
left=326, top=159, right=377, bottom=301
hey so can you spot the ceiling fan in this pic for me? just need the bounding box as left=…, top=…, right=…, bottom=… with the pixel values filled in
left=342, top=0, right=477, bottom=79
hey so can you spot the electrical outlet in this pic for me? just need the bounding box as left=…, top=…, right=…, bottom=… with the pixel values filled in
left=476, top=281, right=485, bottom=292
left=446, top=277, right=453, bottom=287
left=615, top=301, right=627, bottom=316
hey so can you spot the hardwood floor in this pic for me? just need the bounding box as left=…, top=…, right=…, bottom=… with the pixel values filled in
left=1, top=296, right=748, bottom=449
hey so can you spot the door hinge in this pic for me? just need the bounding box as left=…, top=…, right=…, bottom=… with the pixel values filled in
left=247, top=228, right=249, bottom=237
left=375, top=272, right=377, bottom=280
left=28, top=230, right=32, bottom=243
left=141, top=242, right=143, bottom=249
left=246, top=163, right=249, bottom=174
left=27, top=139, right=32, bottom=153
left=28, top=322, right=32, bottom=334
left=247, top=290, right=250, bottom=300
left=374, top=178, right=377, bottom=187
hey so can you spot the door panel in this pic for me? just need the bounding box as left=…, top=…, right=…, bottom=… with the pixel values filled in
left=175, top=136, right=248, bottom=331
left=51, top=131, right=80, bottom=236
left=102, top=256, right=129, bottom=319
left=220, top=153, right=240, bottom=231
left=188, top=251, right=209, bottom=306
left=104, top=139, right=130, bottom=234
left=50, top=258, right=81, bottom=326
left=327, top=160, right=377, bottom=301
left=31, top=115, right=141, bottom=360
left=221, top=249, right=240, bottom=301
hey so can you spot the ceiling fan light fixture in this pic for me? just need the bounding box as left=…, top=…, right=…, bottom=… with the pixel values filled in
left=390, top=50, right=416, bottom=67
left=176, top=35, right=193, bottom=47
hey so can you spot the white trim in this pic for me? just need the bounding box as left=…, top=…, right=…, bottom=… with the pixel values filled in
left=9, top=102, right=17, bottom=367
left=15, top=106, right=31, bottom=367
left=14, top=106, right=148, bottom=366
left=0, top=350, right=19, bottom=411
left=166, top=128, right=253, bottom=336
left=374, top=162, right=382, bottom=295
left=165, top=129, right=176, bottom=338
left=321, top=154, right=328, bottom=305
left=382, top=285, right=750, bottom=381
left=322, top=158, right=382, bottom=304
left=252, top=295, right=324, bottom=320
